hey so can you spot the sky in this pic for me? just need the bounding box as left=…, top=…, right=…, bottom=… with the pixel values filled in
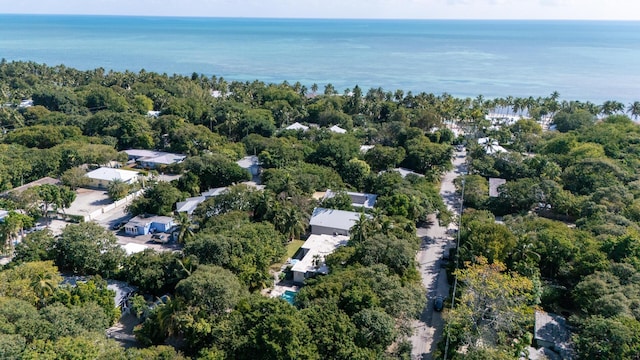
left=0, top=0, right=639, bottom=20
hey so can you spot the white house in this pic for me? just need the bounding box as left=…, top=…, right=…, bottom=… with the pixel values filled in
left=85, top=167, right=140, bottom=189
left=391, top=167, right=425, bottom=179
left=175, top=196, right=207, bottom=215
left=329, top=125, right=347, bottom=134
left=323, top=190, right=377, bottom=209
left=309, top=207, right=362, bottom=236
left=285, top=122, right=309, bottom=132
left=291, top=234, right=349, bottom=284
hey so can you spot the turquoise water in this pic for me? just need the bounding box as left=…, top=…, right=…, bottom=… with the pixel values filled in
left=1, top=15, right=639, bottom=102
left=280, top=290, right=297, bottom=305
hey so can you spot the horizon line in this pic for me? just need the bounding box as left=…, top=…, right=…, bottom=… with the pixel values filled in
left=1, top=12, right=640, bottom=22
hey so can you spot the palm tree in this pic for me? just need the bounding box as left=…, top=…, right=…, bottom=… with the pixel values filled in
left=627, top=101, right=640, bottom=120
left=31, top=270, right=61, bottom=308
left=175, top=212, right=194, bottom=244
left=349, top=213, right=372, bottom=245
left=281, top=205, right=307, bottom=242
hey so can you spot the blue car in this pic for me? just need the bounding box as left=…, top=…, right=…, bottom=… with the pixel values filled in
left=433, top=296, right=445, bottom=312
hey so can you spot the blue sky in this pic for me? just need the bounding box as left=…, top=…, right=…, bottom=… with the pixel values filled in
left=1, top=0, right=639, bottom=20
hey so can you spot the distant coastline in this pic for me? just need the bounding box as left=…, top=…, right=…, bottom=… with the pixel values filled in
left=1, top=14, right=639, bottom=102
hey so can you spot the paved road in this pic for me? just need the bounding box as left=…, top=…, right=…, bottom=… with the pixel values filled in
left=410, top=149, right=467, bottom=360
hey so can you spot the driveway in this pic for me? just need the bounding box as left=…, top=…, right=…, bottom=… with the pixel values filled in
left=410, top=149, right=467, bottom=360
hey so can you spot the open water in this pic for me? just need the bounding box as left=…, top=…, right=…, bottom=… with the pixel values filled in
left=1, top=15, right=639, bottom=103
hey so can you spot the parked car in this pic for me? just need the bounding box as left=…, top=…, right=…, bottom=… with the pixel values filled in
left=433, top=296, right=445, bottom=312
left=151, top=233, right=169, bottom=244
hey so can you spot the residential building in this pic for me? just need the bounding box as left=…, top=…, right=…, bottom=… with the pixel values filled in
left=175, top=196, right=207, bottom=215
left=236, top=155, right=260, bottom=177
left=291, top=234, right=349, bottom=284
left=329, top=125, right=347, bottom=134
left=391, top=167, right=425, bottom=178
left=309, top=207, right=362, bottom=236
left=124, top=149, right=186, bottom=169
left=85, top=167, right=140, bottom=189
left=285, top=122, right=309, bottom=132
left=534, top=310, right=574, bottom=359
left=0, top=209, right=8, bottom=222
left=123, top=215, right=174, bottom=236
left=489, top=178, right=507, bottom=197
left=323, top=189, right=377, bottom=209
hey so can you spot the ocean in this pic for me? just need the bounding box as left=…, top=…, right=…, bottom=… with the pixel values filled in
left=1, top=15, right=639, bottom=103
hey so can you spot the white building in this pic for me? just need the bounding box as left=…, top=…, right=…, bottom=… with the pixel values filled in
left=291, top=234, right=349, bottom=284
left=329, top=125, right=347, bottom=134
left=124, top=149, right=186, bottom=169
left=285, top=122, right=309, bottom=132
left=85, top=167, right=140, bottom=189
left=391, top=167, right=425, bottom=179
left=309, top=207, right=363, bottom=236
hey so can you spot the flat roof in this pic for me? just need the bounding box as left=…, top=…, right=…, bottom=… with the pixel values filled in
left=175, top=196, right=206, bottom=214
left=126, top=215, right=174, bottom=227
left=324, top=189, right=377, bottom=209
left=124, top=149, right=186, bottom=164
left=291, top=234, right=349, bottom=275
left=309, top=207, right=362, bottom=231
left=85, top=167, right=139, bottom=182
left=534, top=310, right=573, bottom=357
left=236, top=155, right=259, bottom=169
left=489, top=178, right=507, bottom=197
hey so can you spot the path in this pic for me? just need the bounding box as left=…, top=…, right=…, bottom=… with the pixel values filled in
left=410, top=148, right=467, bottom=360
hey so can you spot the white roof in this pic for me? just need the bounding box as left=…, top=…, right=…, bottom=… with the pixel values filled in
left=0, top=209, right=9, bottom=219
left=391, top=167, right=425, bottom=178
left=309, top=207, right=362, bottom=232
left=360, top=145, right=375, bottom=153
left=329, top=125, right=347, bottom=134
left=236, top=155, right=259, bottom=169
left=285, top=122, right=309, bottom=131
left=121, top=243, right=149, bottom=255
left=85, top=167, right=139, bottom=182
left=291, top=234, right=349, bottom=276
left=477, top=138, right=508, bottom=154
left=175, top=196, right=206, bottom=214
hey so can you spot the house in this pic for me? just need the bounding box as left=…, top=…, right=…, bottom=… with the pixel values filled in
left=323, top=189, right=377, bottom=209
left=309, top=207, right=363, bottom=236
left=175, top=196, right=207, bottom=215
left=489, top=178, right=507, bottom=197
left=175, top=187, right=230, bottom=215
left=534, top=310, right=574, bottom=359
left=329, top=125, right=347, bottom=134
left=291, top=234, right=349, bottom=284
left=0, top=209, right=8, bottom=222
left=391, top=167, right=425, bottom=179
left=477, top=137, right=508, bottom=154
left=236, top=155, right=260, bottom=177
left=123, top=215, right=174, bottom=236
left=85, top=167, right=140, bottom=189
left=124, top=149, right=186, bottom=169
left=285, top=122, right=309, bottom=132
left=360, top=145, right=375, bottom=153
left=1, top=177, right=60, bottom=197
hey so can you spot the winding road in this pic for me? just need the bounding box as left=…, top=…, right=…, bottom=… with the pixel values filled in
left=410, top=148, right=467, bottom=360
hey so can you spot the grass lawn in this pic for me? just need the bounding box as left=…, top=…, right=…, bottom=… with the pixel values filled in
left=270, top=239, right=305, bottom=272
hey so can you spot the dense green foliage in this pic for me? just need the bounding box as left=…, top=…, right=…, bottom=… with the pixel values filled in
left=2, top=60, right=638, bottom=358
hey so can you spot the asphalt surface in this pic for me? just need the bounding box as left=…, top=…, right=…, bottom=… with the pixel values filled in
left=410, top=149, right=467, bottom=360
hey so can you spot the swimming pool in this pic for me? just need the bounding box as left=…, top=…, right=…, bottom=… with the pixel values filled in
left=280, top=290, right=297, bottom=305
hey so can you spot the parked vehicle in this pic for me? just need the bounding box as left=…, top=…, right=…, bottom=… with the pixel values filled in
left=433, top=296, right=445, bottom=312
left=151, top=233, right=169, bottom=244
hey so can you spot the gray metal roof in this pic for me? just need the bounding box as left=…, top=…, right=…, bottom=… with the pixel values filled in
left=309, top=207, right=362, bottom=231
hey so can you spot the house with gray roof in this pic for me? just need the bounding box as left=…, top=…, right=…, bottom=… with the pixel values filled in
left=323, top=189, right=377, bottom=209
left=309, top=207, right=363, bottom=236
left=489, top=178, right=507, bottom=197
left=285, top=122, right=309, bottom=132
left=534, top=310, right=574, bottom=359
left=124, top=149, right=186, bottom=169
